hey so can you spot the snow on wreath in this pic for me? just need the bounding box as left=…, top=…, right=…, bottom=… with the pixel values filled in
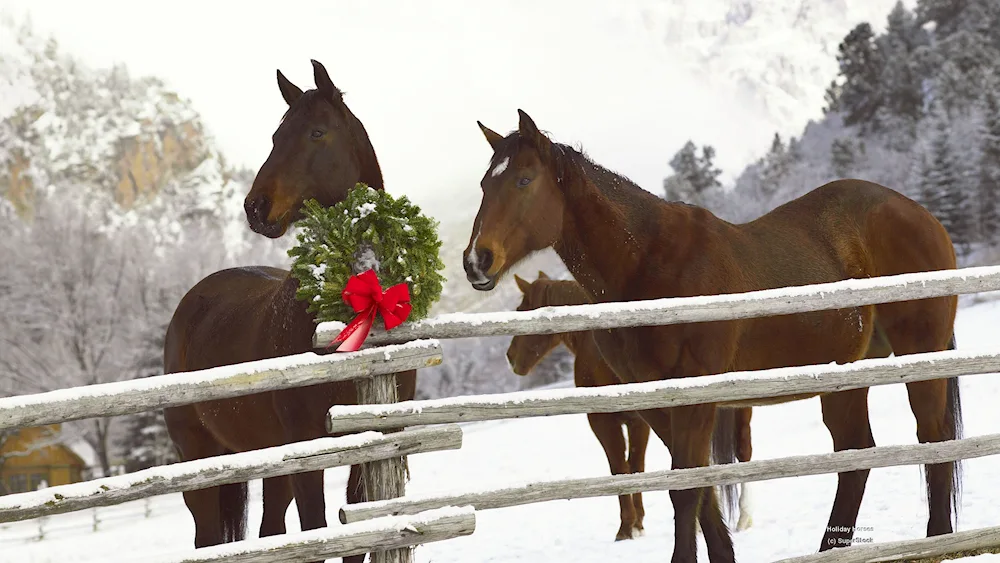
left=288, top=184, right=445, bottom=329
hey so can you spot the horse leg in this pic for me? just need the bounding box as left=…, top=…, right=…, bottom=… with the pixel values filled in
left=342, top=464, right=367, bottom=563
left=878, top=310, right=961, bottom=537
left=273, top=387, right=332, bottom=561
left=819, top=387, right=874, bottom=550
left=734, top=407, right=753, bottom=532
left=587, top=412, right=638, bottom=541
left=260, top=475, right=294, bottom=537
left=626, top=414, right=651, bottom=537
left=164, top=405, right=246, bottom=547
left=640, top=405, right=734, bottom=563
left=817, top=314, right=896, bottom=550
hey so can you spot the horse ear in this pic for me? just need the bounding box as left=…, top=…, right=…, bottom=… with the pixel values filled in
left=517, top=109, right=549, bottom=148
left=537, top=270, right=549, bottom=279
left=514, top=274, right=530, bottom=293
left=477, top=121, right=504, bottom=150
left=311, top=59, right=343, bottom=101
left=276, top=70, right=303, bottom=106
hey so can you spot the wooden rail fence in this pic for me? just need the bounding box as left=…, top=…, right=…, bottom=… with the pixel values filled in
left=7, top=265, right=1000, bottom=562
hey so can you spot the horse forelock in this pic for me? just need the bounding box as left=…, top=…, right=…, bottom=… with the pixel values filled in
left=487, top=131, right=575, bottom=184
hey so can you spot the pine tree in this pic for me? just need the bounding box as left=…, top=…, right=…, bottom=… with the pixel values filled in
left=823, top=79, right=842, bottom=114
left=917, top=0, right=977, bottom=39
left=833, top=22, right=886, bottom=128
left=877, top=2, right=926, bottom=122
left=977, top=86, right=1000, bottom=243
left=758, top=133, right=791, bottom=194
left=662, top=141, right=722, bottom=204
left=120, top=407, right=176, bottom=473
left=920, top=105, right=972, bottom=254
left=831, top=139, right=856, bottom=177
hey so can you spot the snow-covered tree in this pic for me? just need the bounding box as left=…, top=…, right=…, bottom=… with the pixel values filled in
left=916, top=0, right=961, bottom=32
left=877, top=2, right=926, bottom=123
left=119, top=402, right=177, bottom=473
left=832, top=22, right=885, bottom=128
left=661, top=141, right=722, bottom=205
left=977, top=85, right=1000, bottom=243
left=919, top=105, right=972, bottom=254
left=757, top=133, right=793, bottom=194
left=831, top=138, right=858, bottom=178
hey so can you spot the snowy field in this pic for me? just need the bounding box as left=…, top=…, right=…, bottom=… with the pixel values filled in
left=4, top=298, right=1000, bottom=562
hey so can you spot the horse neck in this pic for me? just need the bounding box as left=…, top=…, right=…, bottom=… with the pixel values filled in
left=346, top=110, right=384, bottom=191
left=554, top=165, right=691, bottom=302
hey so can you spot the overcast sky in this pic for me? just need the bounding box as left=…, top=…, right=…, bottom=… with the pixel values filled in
left=0, top=0, right=775, bottom=222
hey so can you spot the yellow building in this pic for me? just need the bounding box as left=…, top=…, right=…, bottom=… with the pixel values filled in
left=1, top=424, right=92, bottom=494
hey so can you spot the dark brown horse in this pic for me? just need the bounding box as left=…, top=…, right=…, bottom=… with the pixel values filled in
left=163, top=61, right=416, bottom=563
left=505, top=272, right=755, bottom=542
left=463, top=110, right=961, bottom=562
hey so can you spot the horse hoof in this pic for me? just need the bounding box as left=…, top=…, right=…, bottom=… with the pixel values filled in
left=615, top=528, right=634, bottom=541
left=632, top=526, right=645, bottom=537
left=736, top=516, right=753, bottom=532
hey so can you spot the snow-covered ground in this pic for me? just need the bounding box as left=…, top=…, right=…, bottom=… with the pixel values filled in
left=4, top=299, right=1000, bottom=562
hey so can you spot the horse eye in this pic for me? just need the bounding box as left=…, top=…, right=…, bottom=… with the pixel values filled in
left=517, top=177, right=531, bottom=187
left=311, top=129, right=325, bottom=139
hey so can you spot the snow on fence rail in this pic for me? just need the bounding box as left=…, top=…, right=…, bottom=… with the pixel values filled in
left=338, top=432, right=1000, bottom=524
left=0, top=425, right=463, bottom=523
left=325, top=349, right=1000, bottom=433
left=773, top=524, right=1000, bottom=563
left=314, top=264, right=1000, bottom=347
left=142, top=506, right=476, bottom=563
left=0, top=339, right=442, bottom=430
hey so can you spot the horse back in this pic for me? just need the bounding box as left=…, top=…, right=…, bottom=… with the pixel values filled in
left=738, top=179, right=955, bottom=287
left=164, top=266, right=314, bottom=374
left=724, top=179, right=956, bottom=371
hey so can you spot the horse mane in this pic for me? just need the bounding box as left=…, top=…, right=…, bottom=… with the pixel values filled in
left=490, top=131, right=662, bottom=210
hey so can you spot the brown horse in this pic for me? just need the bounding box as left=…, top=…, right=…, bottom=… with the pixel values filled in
left=505, top=272, right=755, bottom=542
left=463, top=110, right=961, bottom=563
left=163, top=61, right=416, bottom=563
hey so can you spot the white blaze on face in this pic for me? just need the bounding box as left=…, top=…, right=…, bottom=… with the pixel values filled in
left=491, top=156, right=509, bottom=178
left=466, top=223, right=489, bottom=283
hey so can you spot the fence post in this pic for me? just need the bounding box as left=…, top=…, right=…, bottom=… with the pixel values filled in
left=356, top=372, right=411, bottom=563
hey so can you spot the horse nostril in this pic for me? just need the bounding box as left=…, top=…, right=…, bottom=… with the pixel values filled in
left=245, top=195, right=272, bottom=222
left=478, top=248, right=494, bottom=272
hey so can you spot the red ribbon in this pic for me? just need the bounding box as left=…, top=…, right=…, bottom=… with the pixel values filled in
left=329, top=269, right=412, bottom=352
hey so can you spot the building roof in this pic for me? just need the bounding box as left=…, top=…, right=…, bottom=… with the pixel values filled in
left=65, top=439, right=98, bottom=469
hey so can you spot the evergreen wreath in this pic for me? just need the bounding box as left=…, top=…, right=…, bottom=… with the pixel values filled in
left=288, top=183, right=445, bottom=324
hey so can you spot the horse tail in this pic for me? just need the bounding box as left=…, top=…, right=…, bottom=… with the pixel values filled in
left=711, top=406, right=739, bottom=526
left=945, top=332, right=963, bottom=526
left=219, top=476, right=249, bottom=542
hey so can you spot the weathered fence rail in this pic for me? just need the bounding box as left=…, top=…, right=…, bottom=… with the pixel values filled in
left=338, top=432, right=1000, bottom=524
left=143, top=506, right=476, bottom=563
left=0, top=425, right=462, bottom=523
left=326, top=349, right=1000, bottom=433
left=315, top=264, right=1000, bottom=347
left=0, top=339, right=442, bottom=429
left=774, top=524, right=1000, bottom=563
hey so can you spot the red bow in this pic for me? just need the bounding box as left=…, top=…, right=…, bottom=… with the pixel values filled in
left=329, top=269, right=412, bottom=352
